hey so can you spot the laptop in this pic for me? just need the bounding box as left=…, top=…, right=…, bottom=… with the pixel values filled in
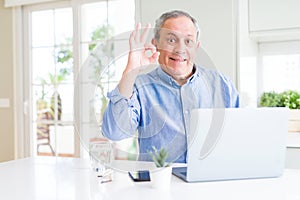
left=172, top=108, right=289, bottom=182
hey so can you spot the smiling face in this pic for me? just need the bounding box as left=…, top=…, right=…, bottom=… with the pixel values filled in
left=152, top=16, right=200, bottom=83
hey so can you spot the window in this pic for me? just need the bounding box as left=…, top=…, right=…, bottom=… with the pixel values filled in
left=24, top=0, right=135, bottom=157
left=239, top=41, right=300, bottom=107
left=258, top=41, right=300, bottom=93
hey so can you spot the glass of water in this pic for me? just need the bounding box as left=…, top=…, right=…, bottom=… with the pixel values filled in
left=89, top=140, right=113, bottom=175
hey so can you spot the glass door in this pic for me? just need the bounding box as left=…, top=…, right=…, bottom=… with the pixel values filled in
left=31, top=7, right=75, bottom=156
left=25, top=0, right=136, bottom=158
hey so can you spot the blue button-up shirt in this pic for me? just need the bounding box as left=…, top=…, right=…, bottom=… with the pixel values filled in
left=102, top=65, right=239, bottom=163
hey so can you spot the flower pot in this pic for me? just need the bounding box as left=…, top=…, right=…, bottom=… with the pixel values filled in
left=289, top=109, right=300, bottom=132
left=150, top=166, right=172, bottom=190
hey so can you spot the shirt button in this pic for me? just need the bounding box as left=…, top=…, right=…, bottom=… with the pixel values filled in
left=185, top=110, right=189, bottom=114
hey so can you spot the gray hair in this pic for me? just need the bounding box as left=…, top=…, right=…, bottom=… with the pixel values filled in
left=154, top=10, right=200, bottom=42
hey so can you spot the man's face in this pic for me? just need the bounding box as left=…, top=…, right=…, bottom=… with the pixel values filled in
left=153, top=16, right=200, bottom=79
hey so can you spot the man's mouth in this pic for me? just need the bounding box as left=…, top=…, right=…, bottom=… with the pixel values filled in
left=169, top=57, right=187, bottom=62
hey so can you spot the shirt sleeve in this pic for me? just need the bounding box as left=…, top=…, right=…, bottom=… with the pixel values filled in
left=220, top=74, right=240, bottom=108
left=101, top=86, right=140, bottom=141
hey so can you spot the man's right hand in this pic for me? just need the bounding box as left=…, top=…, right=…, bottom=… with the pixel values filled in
left=119, top=23, right=160, bottom=98
left=124, top=23, right=160, bottom=75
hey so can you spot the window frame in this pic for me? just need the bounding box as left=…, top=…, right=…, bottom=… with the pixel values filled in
left=257, top=40, right=300, bottom=96
left=23, top=0, right=78, bottom=157
left=16, top=0, right=139, bottom=158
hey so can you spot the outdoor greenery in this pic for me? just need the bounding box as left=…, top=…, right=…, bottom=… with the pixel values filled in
left=88, top=24, right=115, bottom=118
left=36, top=25, right=114, bottom=120
left=89, top=24, right=114, bottom=51
left=37, top=57, right=72, bottom=100
left=36, top=43, right=73, bottom=120
left=259, top=90, right=300, bottom=109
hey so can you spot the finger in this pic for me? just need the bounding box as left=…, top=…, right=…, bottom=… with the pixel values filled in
left=144, top=43, right=156, bottom=51
left=140, top=23, right=151, bottom=44
left=143, top=43, right=156, bottom=57
left=129, top=31, right=135, bottom=50
left=149, top=51, right=160, bottom=63
left=143, top=44, right=155, bottom=57
left=134, top=23, right=141, bottom=42
left=130, top=23, right=141, bottom=50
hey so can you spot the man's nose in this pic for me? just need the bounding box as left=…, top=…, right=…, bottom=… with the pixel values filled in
left=174, top=40, right=186, bottom=54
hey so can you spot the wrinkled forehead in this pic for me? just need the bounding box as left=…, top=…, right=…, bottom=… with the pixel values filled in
left=160, top=27, right=197, bottom=40
left=160, top=16, right=198, bottom=39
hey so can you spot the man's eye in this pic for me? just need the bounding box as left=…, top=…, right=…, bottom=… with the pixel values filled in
left=167, top=38, right=176, bottom=43
left=186, top=39, right=194, bottom=46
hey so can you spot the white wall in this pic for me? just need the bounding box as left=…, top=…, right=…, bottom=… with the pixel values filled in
left=237, top=0, right=258, bottom=107
left=249, top=0, right=300, bottom=32
left=0, top=0, right=15, bottom=162
left=248, top=0, right=300, bottom=42
left=137, top=0, right=238, bottom=84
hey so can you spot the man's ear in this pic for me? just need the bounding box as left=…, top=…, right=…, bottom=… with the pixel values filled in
left=151, top=38, right=157, bottom=47
left=196, top=41, right=201, bottom=49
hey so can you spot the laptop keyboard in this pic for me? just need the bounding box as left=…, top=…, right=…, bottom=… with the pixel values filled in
left=173, top=167, right=187, bottom=176
left=180, top=171, right=187, bottom=176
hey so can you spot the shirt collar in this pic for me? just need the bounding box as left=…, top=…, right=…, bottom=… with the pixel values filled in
left=156, top=64, right=199, bottom=87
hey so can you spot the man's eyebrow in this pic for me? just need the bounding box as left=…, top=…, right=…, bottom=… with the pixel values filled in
left=166, top=32, right=195, bottom=39
left=166, top=32, right=177, bottom=37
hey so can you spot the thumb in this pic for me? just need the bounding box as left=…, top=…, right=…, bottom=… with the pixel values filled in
left=149, top=51, right=160, bottom=63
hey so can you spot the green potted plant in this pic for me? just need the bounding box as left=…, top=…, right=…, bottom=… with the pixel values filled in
left=148, top=146, right=172, bottom=190
left=259, top=91, right=281, bottom=107
left=259, top=90, right=300, bottom=132
left=280, top=91, right=300, bottom=132
left=279, top=90, right=300, bottom=109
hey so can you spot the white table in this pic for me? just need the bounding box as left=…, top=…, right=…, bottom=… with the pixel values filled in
left=1, top=157, right=300, bottom=200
